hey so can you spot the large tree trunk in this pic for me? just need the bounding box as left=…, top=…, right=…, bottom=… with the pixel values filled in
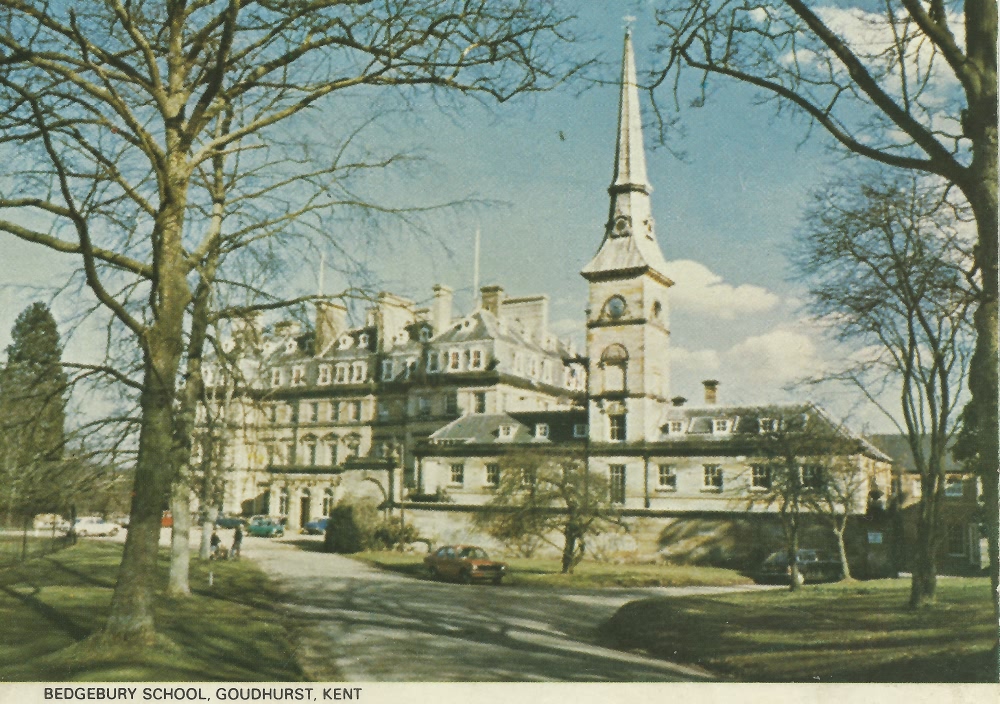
left=167, top=476, right=191, bottom=596
left=909, top=482, right=941, bottom=608
left=561, top=528, right=579, bottom=574
left=103, top=363, right=182, bottom=642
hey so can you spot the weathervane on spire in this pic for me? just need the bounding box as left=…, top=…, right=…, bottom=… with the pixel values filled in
left=623, top=15, right=636, bottom=34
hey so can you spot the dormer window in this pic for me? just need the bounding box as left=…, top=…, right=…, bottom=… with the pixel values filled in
left=418, top=327, right=432, bottom=342
left=291, top=366, right=306, bottom=386
left=759, top=418, right=779, bottom=433
left=498, top=424, right=514, bottom=440
left=271, top=368, right=283, bottom=387
left=338, top=334, right=353, bottom=349
left=535, top=423, right=549, bottom=439
left=285, top=340, right=296, bottom=353
left=359, top=333, right=369, bottom=348
left=666, top=420, right=685, bottom=435
left=470, top=349, right=484, bottom=370
left=713, top=419, right=731, bottom=434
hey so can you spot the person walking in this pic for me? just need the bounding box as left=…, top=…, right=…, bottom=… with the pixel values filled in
left=231, top=525, right=243, bottom=559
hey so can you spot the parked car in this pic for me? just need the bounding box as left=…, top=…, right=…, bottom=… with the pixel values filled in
left=161, top=511, right=173, bottom=528
left=247, top=516, right=285, bottom=538
left=754, top=549, right=843, bottom=585
left=424, top=545, right=508, bottom=584
left=215, top=515, right=248, bottom=529
left=33, top=514, right=70, bottom=532
left=72, top=516, right=121, bottom=537
left=302, top=517, right=329, bottom=535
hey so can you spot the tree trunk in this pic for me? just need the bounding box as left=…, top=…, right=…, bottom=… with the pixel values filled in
left=103, top=369, right=181, bottom=642
left=834, top=519, right=851, bottom=580
left=561, top=529, right=578, bottom=574
left=909, top=492, right=940, bottom=608
left=167, top=477, right=191, bottom=596
left=200, top=519, right=214, bottom=560
left=787, top=516, right=802, bottom=592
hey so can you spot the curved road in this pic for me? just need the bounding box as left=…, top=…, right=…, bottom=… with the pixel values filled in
left=245, top=537, right=772, bottom=682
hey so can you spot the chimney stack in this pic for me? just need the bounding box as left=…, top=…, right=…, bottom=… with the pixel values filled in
left=480, top=285, right=504, bottom=316
left=315, top=301, right=347, bottom=354
left=431, top=284, right=453, bottom=334
left=671, top=396, right=687, bottom=407
left=702, top=380, right=719, bottom=405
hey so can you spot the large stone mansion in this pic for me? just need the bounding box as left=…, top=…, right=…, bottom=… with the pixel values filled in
left=200, top=32, right=981, bottom=573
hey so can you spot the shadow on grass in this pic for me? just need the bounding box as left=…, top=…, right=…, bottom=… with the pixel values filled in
left=0, top=585, right=90, bottom=641
left=599, top=579, right=995, bottom=682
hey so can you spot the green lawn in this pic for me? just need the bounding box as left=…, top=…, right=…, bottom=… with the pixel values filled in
left=599, top=577, right=996, bottom=682
left=353, top=550, right=754, bottom=588
left=0, top=531, right=71, bottom=567
left=0, top=541, right=304, bottom=681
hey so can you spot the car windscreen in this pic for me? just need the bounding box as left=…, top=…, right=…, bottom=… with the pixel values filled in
left=459, top=548, right=488, bottom=560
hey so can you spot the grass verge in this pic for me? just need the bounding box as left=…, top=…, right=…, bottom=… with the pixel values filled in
left=0, top=540, right=304, bottom=681
left=353, top=550, right=753, bottom=588
left=599, top=577, right=995, bottom=682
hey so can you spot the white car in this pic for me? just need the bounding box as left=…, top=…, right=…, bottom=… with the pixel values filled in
left=73, top=516, right=121, bottom=537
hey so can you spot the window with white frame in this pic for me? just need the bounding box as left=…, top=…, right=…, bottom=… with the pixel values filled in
left=271, top=368, right=283, bottom=387
left=801, top=464, right=825, bottom=488
left=945, top=477, right=964, bottom=497
left=573, top=423, right=588, bottom=438
left=309, top=402, right=319, bottom=423
left=292, top=366, right=306, bottom=386
left=448, top=350, right=461, bottom=371
left=267, top=404, right=277, bottom=424
left=751, top=464, right=772, bottom=489
left=318, top=365, right=331, bottom=385
left=535, top=423, right=549, bottom=439
left=713, top=418, right=731, bottom=433
left=278, top=487, right=290, bottom=515
left=499, top=424, right=514, bottom=440
left=703, top=464, right=723, bottom=490
left=470, top=349, right=484, bottom=370
left=322, top=487, right=335, bottom=516
left=486, top=463, right=500, bottom=487
left=474, top=392, right=487, bottom=414
left=666, top=420, right=685, bottom=434
left=610, top=465, right=626, bottom=504
left=382, top=359, right=394, bottom=380
left=334, top=364, right=348, bottom=383
left=449, top=463, right=465, bottom=486
left=329, top=402, right=340, bottom=422
left=609, top=414, right=626, bottom=441
left=305, top=441, right=318, bottom=465
left=350, top=361, right=366, bottom=382
left=759, top=417, right=779, bottom=433
left=657, top=464, right=677, bottom=490
left=349, top=401, right=362, bottom=421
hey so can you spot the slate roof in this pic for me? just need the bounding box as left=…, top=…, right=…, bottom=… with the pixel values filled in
left=428, top=410, right=587, bottom=446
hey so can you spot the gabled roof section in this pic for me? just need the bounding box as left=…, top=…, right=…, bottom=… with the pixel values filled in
left=428, top=410, right=587, bottom=445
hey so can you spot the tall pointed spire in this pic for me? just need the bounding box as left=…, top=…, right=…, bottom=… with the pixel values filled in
left=581, top=30, right=671, bottom=284
left=612, top=30, right=650, bottom=195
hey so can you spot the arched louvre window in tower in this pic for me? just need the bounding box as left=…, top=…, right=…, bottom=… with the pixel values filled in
left=600, top=344, right=628, bottom=393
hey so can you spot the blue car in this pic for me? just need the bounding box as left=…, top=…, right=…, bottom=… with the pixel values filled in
left=215, top=515, right=247, bottom=529
left=302, top=517, right=329, bottom=535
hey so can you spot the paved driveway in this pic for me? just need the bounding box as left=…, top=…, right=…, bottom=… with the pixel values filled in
left=246, top=537, right=771, bottom=682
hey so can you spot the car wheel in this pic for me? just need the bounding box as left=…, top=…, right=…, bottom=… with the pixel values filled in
left=460, top=568, right=473, bottom=585
left=428, top=565, right=439, bottom=580
left=492, top=575, right=503, bottom=586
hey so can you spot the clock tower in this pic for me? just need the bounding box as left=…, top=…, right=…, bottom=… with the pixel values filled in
left=581, top=30, right=673, bottom=443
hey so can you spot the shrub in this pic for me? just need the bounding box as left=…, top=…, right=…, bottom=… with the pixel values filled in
left=324, top=499, right=380, bottom=553
left=373, top=516, right=419, bottom=550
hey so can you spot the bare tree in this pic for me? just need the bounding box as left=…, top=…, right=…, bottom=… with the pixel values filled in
left=473, top=449, right=621, bottom=573
left=0, top=1, right=585, bottom=643
left=795, top=171, right=975, bottom=607
left=649, top=0, right=997, bottom=618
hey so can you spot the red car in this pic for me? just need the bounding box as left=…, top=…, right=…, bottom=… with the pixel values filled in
left=424, top=545, right=508, bottom=584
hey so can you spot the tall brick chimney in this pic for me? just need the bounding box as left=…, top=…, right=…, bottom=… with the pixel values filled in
left=480, top=285, right=504, bottom=316
left=702, top=379, right=719, bottom=405
left=315, top=301, right=347, bottom=354
left=431, top=284, right=453, bottom=334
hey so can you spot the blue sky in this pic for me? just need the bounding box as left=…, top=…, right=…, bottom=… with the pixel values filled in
left=0, top=2, right=900, bottom=431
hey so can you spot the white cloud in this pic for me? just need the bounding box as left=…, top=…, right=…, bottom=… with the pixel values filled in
left=722, top=326, right=826, bottom=391
left=664, top=260, right=780, bottom=319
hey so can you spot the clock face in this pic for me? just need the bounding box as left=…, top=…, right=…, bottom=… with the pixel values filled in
left=612, top=216, right=630, bottom=237
left=606, top=295, right=627, bottom=319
